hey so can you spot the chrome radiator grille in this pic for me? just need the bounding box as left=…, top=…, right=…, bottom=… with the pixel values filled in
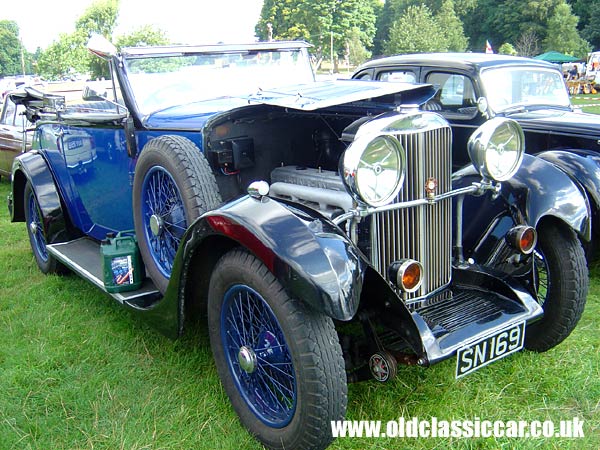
left=371, top=121, right=453, bottom=300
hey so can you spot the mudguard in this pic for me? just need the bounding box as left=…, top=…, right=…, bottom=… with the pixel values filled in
left=10, top=151, right=71, bottom=245
left=536, top=149, right=600, bottom=231
left=196, top=195, right=366, bottom=320
left=132, top=194, right=426, bottom=347
left=453, top=154, right=591, bottom=261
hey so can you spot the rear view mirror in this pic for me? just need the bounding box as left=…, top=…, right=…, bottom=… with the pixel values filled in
left=82, top=84, right=108, bottom=101
left=87, top=34, right=117, bottom=60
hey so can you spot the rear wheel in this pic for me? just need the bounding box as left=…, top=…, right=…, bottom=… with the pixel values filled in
left=132, top=135, right=221, bottom=293
left=24, top=182, right=63, bottom=274
left=526, top=222, right=587, bottom=352
left=208, top=249, right=347, bottom=450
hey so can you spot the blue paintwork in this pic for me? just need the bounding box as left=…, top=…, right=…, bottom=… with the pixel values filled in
left=32, top=123, right=134, bottom=240
left=144, top=98, right=252, bottom=130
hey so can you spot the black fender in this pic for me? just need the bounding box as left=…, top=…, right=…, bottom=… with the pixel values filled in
left=536, top=149, right=600, bottom=235
left=142, top=194, right=367, bottom=337
left=10, top=151, right=71, bottom=244
left=132, top=194, right=427, bottom=351
left=453, top=154, right=591, bottom=262
left=192, top=195, right=366, bottom=321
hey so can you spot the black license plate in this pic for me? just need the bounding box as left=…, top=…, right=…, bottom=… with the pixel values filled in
left=456, top=322, right=525, bottom=378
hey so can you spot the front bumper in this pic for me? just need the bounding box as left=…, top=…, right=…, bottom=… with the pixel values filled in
left=379, top=264, right=543, bottom=366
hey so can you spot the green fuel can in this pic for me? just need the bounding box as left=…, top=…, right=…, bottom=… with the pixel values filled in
left=101, top=231, right=144, bottom=293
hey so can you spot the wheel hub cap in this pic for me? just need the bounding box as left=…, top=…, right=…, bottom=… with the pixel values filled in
left=29, top=221, right=38, bottom=235
left=238, top=345, right=257, bottom=373
left=149, top=214, right=163, bottom=237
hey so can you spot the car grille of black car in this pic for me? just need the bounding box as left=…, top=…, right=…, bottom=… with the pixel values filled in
left=370, top=121, right=453, bottom=301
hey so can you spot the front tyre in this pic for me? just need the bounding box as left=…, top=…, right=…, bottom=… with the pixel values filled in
left=24, top=182, right=64, bottom=274
left=208, top=249, right=347, bottom=450
left=526, top=222, right=587, bottom=352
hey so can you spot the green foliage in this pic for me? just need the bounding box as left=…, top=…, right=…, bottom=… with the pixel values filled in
left=498, top=42, right=518, bottom=55
left=37, top=0, right=120, bottom=80
left=36, top=31, right=90, bottom=80
left=384, top=5, right=448, bottom=54
left=374, top=0, right=475, bottom=55
left=570, top=0, right=597, bottom=49
left=383, top=2, right=469, bottom=55
left=35, top=0, right=169, bottom=81
left=76, top=0, right=119, bottom=37
left=255, top=0, right=379, bottom=68
left=543, top=1, right=591, bottom=58
left=436, top=0, right=469, bottom=51
left=0, top=21, right=25, bottom=77
left=347, top=27, right=372, bottom=66
left=115, top=25, right=170, bottom=49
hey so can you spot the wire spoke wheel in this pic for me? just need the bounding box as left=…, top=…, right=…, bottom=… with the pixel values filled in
left=132, top=135, right=221, bottom=293
left=525, top=223, right=587, bottom=352
left=221, top=285, right=296, bottom=427
left=24, top=181, right=63, bottom=274
left=141, top=166, right=186, bottom=277
left=533, top=248, right=549, bottom=307
left=27, top=189, right=49, bottom=263
left=208, top=249, right=346, bottom=450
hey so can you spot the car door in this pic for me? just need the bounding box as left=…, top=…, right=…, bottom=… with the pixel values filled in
left=35, top=120, right=134, bottom=239
left=0, top=98, right=29, bottom=176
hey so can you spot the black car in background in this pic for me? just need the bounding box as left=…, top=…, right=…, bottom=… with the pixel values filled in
left=354, top=53, right=600, bottom=245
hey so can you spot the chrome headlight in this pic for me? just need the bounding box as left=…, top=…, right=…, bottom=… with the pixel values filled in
left=468, top=117, right=525, bottom=181
left=342, top=134, right=405, bottom=207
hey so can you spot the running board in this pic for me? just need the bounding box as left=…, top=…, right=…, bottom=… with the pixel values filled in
left=47, top=238, right=161, bottom=306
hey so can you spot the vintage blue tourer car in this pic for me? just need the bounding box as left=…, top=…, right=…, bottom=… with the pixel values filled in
left=8, top=38, right=588, bottom=450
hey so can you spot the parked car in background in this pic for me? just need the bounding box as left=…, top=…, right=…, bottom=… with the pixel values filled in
left=586, top=50, right=600, bottom=89
left=354, top=52, right=600, bottom=249
left=8, top=38, right=588, bottom=450
left=0, top=92, right=32, bottom=179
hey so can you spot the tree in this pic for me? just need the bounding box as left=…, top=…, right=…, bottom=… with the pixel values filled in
left=37, top=31, right=90, bottom=80
left=37, top=0, right=120, bottom=80
left=582, top=21, right=600, bottom=52
left=116, top=25, right=169, bottom=49
left=569, top=0, right=596, bottom=48
left=0, top=21, right=25, bottom=77
left=515, top=29, right=541, bottom=57
left=255, top=0, right=379, bottom=69
left=347, top=27, right=371, bottom=66
left=498, top=42, right=518, bottom=55
left=542, top=1, right=590, bottom=58
left=75, top=0, right=119, bottom=38
left=436, top=0, right=469, bottom=51
left=384, top=4, right=448, bottom=54
left=374, top=0, right=474, bottom=55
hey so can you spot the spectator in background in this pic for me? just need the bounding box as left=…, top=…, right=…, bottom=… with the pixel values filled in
left=569, top=64, right=578, bottom=81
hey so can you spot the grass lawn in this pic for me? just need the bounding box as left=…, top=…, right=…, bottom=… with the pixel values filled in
left=570, top=93, right=600, bottom=114
left=0, top=178, right=598, bottom=449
